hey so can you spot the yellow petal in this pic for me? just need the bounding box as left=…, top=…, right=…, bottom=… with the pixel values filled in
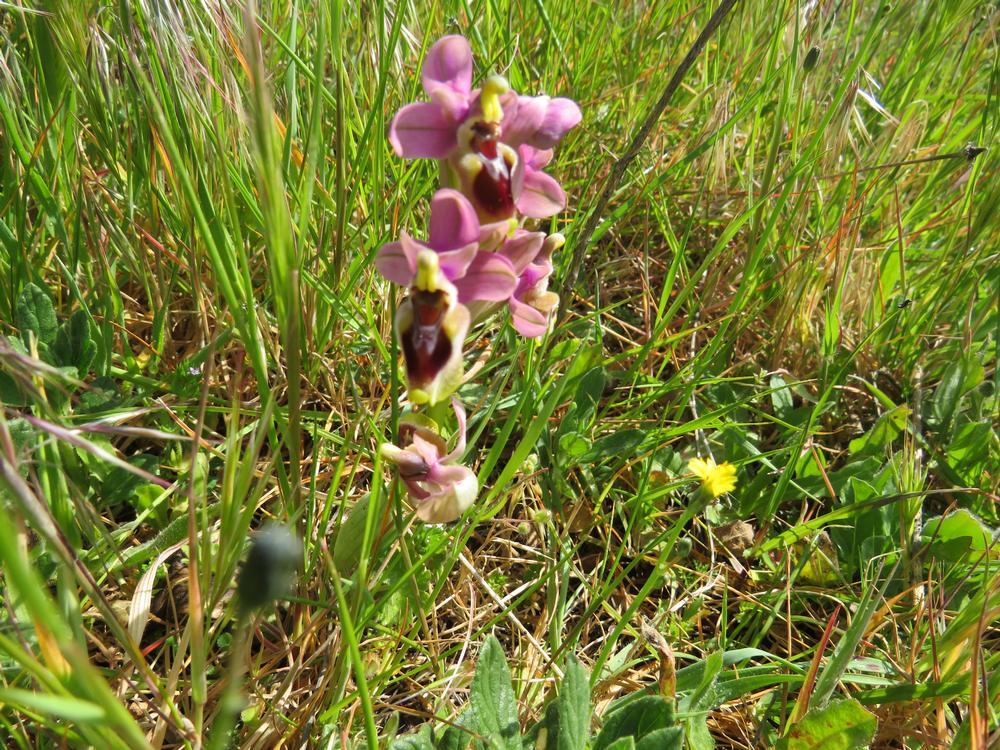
left=688, top=457, right=713, bottom=480
left=688, top=457, right=737, bottom=499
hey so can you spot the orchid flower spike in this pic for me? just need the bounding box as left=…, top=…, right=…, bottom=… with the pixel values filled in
left=389, top=35, right=581, bottom=221
left=380, top=400, right=478, bottom=523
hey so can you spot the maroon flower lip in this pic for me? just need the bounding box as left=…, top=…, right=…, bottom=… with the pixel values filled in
left=401, top=289, right=454, bottom=389
left=471, top=160, right=515, bottom=220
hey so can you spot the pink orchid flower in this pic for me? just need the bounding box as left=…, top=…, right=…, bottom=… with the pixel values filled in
left=511, top=144, right=567, bottom=219
left=462, top=230, right=556, bottom=339
left=380, top=400, right=477, bottom=523
left=389, top=35, right=580, bottom=221
left=509, top=258, right=559, bottom=338
left=377, top=189, right=524, bottom=305
left=395, top=250, right=471, bottom=406
left=508, top=232, right=563, bottom=338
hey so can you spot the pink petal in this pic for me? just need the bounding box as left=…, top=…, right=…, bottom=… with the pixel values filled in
left=532, top=97, right=582, bottom=149
left=437, top=242, right=480, bottom=280
left=454, top=253, right=517, bottom=303
left=498, top=230, right=544, bottom=274
left=509, top=151, right=525, bottom=209
left=500, top=94, right=546, bottom=148
left=514, top=262, right=552, bottom=297
left=380, top=443, right=428, bottom=477
left=414, top=464, right=477, bottom=523
left=478, top=219, right=514, bottom=251
left=519, top=144, right=553, bottom=169
left=429, top=86, right=471, bottom=122
left=428, top=189, right=480, bottom=250
left=516, top=169, right=566, bottom=218
left=409, top=433, right=446, bottom=466
left=445, top=398, right=468, bottom=461
left=402, top=477, right=431, bottom=501
left=509, top=296, right=550, bottom=338
left=375, top=236, right=418, bottom=284
left=422, top=36, right=473, bottom=98
left=389, top=102, right=456, bottom=159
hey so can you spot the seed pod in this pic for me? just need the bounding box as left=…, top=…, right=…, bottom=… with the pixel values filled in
left=803, top=46, right=821, bottom=73
left=236, top=523, right=302, bottom=616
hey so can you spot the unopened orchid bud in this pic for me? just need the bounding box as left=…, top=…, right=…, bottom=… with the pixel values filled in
left=237, top=524, right=302, bottom=615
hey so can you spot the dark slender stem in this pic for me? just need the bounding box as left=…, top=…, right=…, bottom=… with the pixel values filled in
left=789, top=145, right=986, bottom=183
left=559, top=0, right=744, bottom=314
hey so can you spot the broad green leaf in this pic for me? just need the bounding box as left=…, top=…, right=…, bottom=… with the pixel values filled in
left=600, top=739, right=635, bottom=750
left=561, top=343, right=603, bottom=383
left=856, top=680, right=966, bottom=705
left=932, top=354, right=984, bottom=432
left=848, top=405, right=909, bottom=455
left=556, top=655, right=590, bottom=750
left=390, top=724, right=435, bottom=750
left=573, top=366, right=606, bottom=423
left=776, top=699, right=876, bottom=750
left=333, top=493, right=374, bottom=574
left=581, top=429, right=645, bottom=463
left=77, top=376, right=122, bottom=413
left=769, top=375, right=794, bottom=420
left=53, top=309, right=97, bottom=376
left=685, top=718, right=714, bottom=750
left=15, top=282, right=58, bottom=351
left=102, top=454, right=161, bottom=507
left=944, top=421, right=994, bottom=484
left=679, top=650, right=723, bottom=750
left=5, top=418, right=34, bottom=458
left=0, top=371, right=27, bottom=405
left=921, top=509, right=997, bottom=562
left=469, top=636, right=520, bottom=750
left=438, top=716, right=473, bottom=750
left=634, top=726, right=683, bottom=750
left=558, top=431, right=591, bottom=459
left=828, top=476, right=898, bottom=576
left=594, top=695, right=674, bottom=750
left=679, top=650, right=723, bottom=712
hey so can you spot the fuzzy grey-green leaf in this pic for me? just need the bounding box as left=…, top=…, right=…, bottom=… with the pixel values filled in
left=469, top=636, right=520, bottom=750
left=15, top=282, right=58, bottom=350
left=776, top=699, right=876, bottom=750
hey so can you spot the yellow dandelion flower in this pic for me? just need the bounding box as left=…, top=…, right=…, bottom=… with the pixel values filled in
left=688, top=457, right=737, bottom=499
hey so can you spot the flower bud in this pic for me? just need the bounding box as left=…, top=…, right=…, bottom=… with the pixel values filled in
left=237, top=524, right=302, bottom=616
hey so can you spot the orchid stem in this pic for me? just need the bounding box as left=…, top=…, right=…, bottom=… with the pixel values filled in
left=426, top=399, right=451, bottom=431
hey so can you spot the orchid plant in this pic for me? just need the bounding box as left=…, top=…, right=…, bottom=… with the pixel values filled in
left=379, top=35, right=580, bottom=523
